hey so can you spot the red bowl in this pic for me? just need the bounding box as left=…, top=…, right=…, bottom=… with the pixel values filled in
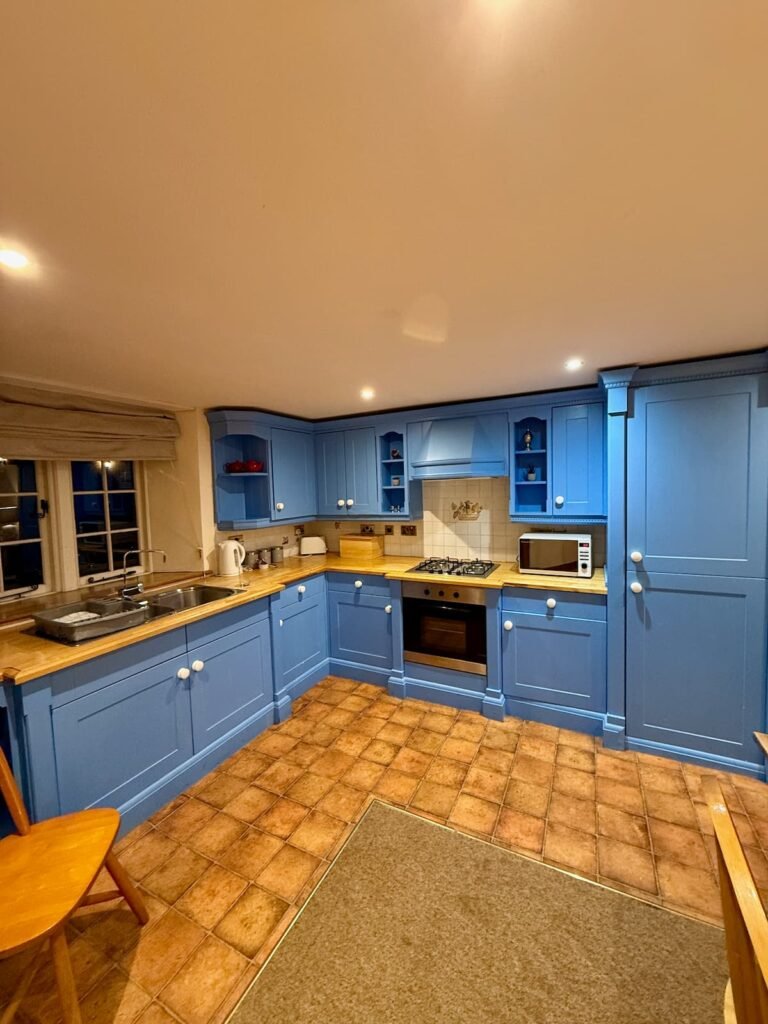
left=225, top=460, right=245, bottom=473
left=244, top=460, right=264, bottom=472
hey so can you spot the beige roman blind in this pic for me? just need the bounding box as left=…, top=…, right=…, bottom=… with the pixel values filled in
left=0, top=384, right=180, bottom=460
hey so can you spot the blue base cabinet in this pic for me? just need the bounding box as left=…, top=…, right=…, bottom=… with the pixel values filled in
left=328, top=573, right=393, bottom=684
left=272, top=575, right=329, bottom=717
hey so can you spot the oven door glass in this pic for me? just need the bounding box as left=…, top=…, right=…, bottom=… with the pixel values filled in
left=403, top=598, right=486, bottom=673
left=519, top=538, right=579, bottom=574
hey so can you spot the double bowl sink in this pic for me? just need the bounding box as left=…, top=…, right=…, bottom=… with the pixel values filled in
left=34, top=585, right=240, bottom=644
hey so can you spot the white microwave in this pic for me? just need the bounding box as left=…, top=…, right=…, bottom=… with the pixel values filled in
left=517, top=533, right=593, bottom=578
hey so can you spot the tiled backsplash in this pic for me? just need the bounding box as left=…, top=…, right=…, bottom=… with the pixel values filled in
left=219, top=478, right=606, bottom=567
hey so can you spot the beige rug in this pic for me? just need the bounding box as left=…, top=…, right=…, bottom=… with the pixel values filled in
left=229, top=800, right=728, bottom=1024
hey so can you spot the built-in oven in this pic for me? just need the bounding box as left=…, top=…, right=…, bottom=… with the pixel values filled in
left=402, top=581, right=487, bottom=676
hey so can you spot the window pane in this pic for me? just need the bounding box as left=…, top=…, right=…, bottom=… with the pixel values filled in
left=71, top=461, right=103, bottom=492
left=107, top=461, right=135, bottom=490
left=0, top=496, right=40, bottom=542
left=108, top=492, right=137, bottom=531
left=2, top=543, right=43, bottom=591
left=0, top=460, right=37, bottom=494
left=111, top=531, right=141, bottom=569
left=74, top=493, right=106, bottom=533
left=77, top=535, right=109, bottom=577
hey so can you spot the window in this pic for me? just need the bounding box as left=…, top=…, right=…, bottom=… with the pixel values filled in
left=0, top=460, right=46, bottom=596
left=71, top=460, right=143, bottom=580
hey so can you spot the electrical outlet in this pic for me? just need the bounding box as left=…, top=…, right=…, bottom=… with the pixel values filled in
left=294, top=525, right=305, bottom=537
left=401, top=525, right=417, bottom=536
left=282, top=536, right=289, bottom=545
left=384, top=524, right=394, bottom=536
left=360, top=524, right=375, bottom=535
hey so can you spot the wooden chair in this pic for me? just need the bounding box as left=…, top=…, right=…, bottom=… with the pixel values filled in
left=0, top=747, right=149, bottom=1024
left=704, top=776, right=768, bottom=1023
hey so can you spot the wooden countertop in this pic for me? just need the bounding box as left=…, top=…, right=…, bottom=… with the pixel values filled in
left=0, top=556, right=606, bottom=686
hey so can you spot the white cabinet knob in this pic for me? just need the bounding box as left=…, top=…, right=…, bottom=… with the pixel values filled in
left=275, top=502, right=284, bottom=511
left=503, top=620, right=513, bottom=631
left=630, top=581, right=643, bottom=594
left=546, top=598, right=557, bottom=609
left=177, top=667, right=190, bottom=680
left=297, top=584, right=306, bottom=594
left=385, top=604, right=392, bottom=614
left=346, top=498, right=354, bottom=507
left=337, top=498, right=345, bottom=508
left=354, top=579, right=363, bottom=589
left=630, top=551, right=643, bottom=563
left=555, top=495, right=565, bottom=507
left=191, top=659, right=205, bottom=672
left=279, top=618, right=284, bottom=627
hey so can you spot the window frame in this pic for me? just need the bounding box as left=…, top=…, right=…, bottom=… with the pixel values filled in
left=0, top=459, right=53, bottom=600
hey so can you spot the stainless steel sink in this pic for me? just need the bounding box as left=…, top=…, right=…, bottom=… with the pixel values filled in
left=142, top=585, right=238, bottom=613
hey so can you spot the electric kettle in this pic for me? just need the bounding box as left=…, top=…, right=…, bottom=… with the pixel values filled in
left=218, top=539, right=246, bottom=576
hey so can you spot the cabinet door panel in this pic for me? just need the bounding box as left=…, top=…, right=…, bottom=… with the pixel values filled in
left=627, top=376, right=768, bottom=576
left=52, top=657, right=193, bottom=814
left=188, top=622, right=273, bottom=753
left=276, top=597, right=328, bottom=691
left=315, top=432, right=347, bottom=516
left=344, top=428, right=378, bottom=515
left=552, top=404, right=604, bottom=517
left=271, top=428, right=317, bottom=520
left=626, top=572, right=766, bottom=764
left=329, top=592, right=393, bottom=669
left=501, top=613, right=606, bottom=712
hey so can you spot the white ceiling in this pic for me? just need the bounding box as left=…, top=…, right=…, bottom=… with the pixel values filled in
left=2, top=1, right=767, bottom=418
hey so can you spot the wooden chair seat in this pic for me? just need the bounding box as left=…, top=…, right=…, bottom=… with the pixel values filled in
left=0, top=807, right=120, bottom=955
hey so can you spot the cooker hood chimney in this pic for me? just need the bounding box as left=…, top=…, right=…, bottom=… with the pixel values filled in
left=407, top=413, right=508, bottom=480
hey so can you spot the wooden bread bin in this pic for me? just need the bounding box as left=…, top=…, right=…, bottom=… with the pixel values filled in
left=339, top=534, right=384, bottom=559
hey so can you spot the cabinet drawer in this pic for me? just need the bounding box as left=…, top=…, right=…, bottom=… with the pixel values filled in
left=185, top=597, right=269, bottom=647
left=281, top=573, right=326, bottom=608
left=327, top=571, right=391, bottom=596
left=501, top=586, right=606, bottom=622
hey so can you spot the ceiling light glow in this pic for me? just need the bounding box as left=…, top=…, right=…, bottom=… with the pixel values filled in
left=564, top=358, right=584, bottom=372
left=360, top=387, right=375, bottom=401
left=0, top=248, right=30, bottom=270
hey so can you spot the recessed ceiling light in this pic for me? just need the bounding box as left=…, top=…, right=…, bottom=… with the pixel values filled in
left=0, top=248, right=30, bottom=270
left=360, top=387, right=375, bottom=401
left=564, top=358, right=584, bottom=372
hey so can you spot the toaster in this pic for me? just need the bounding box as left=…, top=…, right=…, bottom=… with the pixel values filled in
left=300, top=536, right=328, bottom=556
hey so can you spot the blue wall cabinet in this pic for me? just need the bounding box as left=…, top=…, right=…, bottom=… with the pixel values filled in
left=315, top=428, right=378, bottom=516
left=271, top=427, right=317, bottom=521
left=500, top=589, right=606, bottom=713
left=626, top=376, right=768, bottom=577
left=208, top=413, right=272, bottom=528
left=626, top=571, right=766, bottom=766
left=408, top=413, right=508, bottom=480
left=510, top=407, right=551, bottom=516
left=551, top=403, right=605, bottom=517
left=272, top=576, right=329, bottom=711
left=328, top=575, right=393, bottom=679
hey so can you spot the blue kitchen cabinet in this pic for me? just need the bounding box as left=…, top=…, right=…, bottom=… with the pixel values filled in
left=408, top=413, right=508, bottom=480
left=271, top=427, right=317, bottom=521
left=626, top=375, right=768, bottom=577
left=551, top=403, right=605, bottom=517
left=625, top=571, right=766, bottom=767
left=315, top=428, right=378, bottom=516
left=500, top=588, right=606, bottom=715
left=376, top=426, right=422, bottom=518
left=272, top=575, right=329, bottom=714
left=328, top=574, right=393, bottom=683
left=208, top=412, right=272, bottom=528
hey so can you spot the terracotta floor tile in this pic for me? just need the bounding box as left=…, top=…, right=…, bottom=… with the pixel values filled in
left=315, top=689, right=347, bottom=706
left=377, top=722, right=413, bottom=745
left=348, top=716, right=385, bottom=738
left=423, top=756, right=466, bottom=788
left=420, top=712, right=455, bottom=735
left=556, top=745, right=595, bottom=773
left=322, top=707, right=358, bottom=729
left=197, top=773, right=250, bottom=809
left=254, top=732, right=299, bottom=758
left=439, top=737, right=478, bottom=764
left=598, top=837, right=657, bottom=894
left=553, top=766, right=596, bottom=802
left=360, top=738, right=399, bottom=765
left=463, top=765, right=507, bottom=803
left=548, top=791, right=596, bottom=834
left=135, top=1003, right=179, bottom=1024
left=332, top=731, right=373, bottom=757
left=282, top=741, right=326, bottom=768
left=390, top=746, right=433, bottom=777
left=254, top=760, right=305, bottom=795
left=113, top=821, right=152, bottom=855
left=306, top=723, right=343, bottom=748
left=119, top=830, right=179, bottom=881
left=78, top=966, right=152, bottom=1024
left=450, top=718, right=486, bottom=743
left=374, top=768, right=420, bottom=806
left=595, top=777, right=645, bottom=816
left=339, top=694, right=371, bottom=713
left=648, top=818, right=711, bottom=869
left=189, top=812, right=248, bottom=858
left=544, top=821, right=597, bottom=876
left=643, top=790, right=698, bottom=829
left=517, top=735, right=557, bottom=763
left=411, top=780, right=460, bottom=818
left=214, top=885, right=290, bottom=959
left=596, top=753, right=640, bottom=785
left=20, top=932, right=113, bottom=1022
left=558, top=728, right=595, bottom=751
left=474, top=747, right=514, bottom=774
left=503, top=778, right=550, bottom=818
left=639, top=764, right=688, bottom=796
left=285, top=770, right=337, bottom=806
left=255, top=797, right=309, bottom=839
left=219, top=828, right=283, bottom=879
left=155, top=798, right=217, bottom=841
left=738, top=786, right=768, bottom=821
left=278, top=716, right=316, bottom=739
left=408, top=728, right=446, bottom=755
left=160, top=935, right=250, bottom=1024
left=224, top=751, right=274, bottom=782
left=448, top=793, right=499, bottom=835
left=656, top=858, right=721, bottom=918
left=300, top=747, right=353, bottom=781
left=290, top=809, right=347, bottom=857
left=523, top=720, right=560, bottom=742
left=149, top=795, right=187, bottom=825
left=390, top=706, right=424, bottom=727
left=597, top=804, right=650, bottom=850
left=341, top=759, right=387, bottom=791
left=482, top=727, right=519, bottom=753
left=142, top=845, right=212, bottom=904
left=316, top=782, right=367, bottom=821
left=222, top=784, right=277, bottom=822
left=744, top=846, right=768, bottom=888
left=512, top=753, right=554, bottom=787
left=495, top=807, right=545, bottom=853
left=119, top=909, right=205, bottom=996
left=176, top=863, right=248, bottom=929
left=75, top=890, right=167, bottom=960
left=256, top=844, right=321, bottom=902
